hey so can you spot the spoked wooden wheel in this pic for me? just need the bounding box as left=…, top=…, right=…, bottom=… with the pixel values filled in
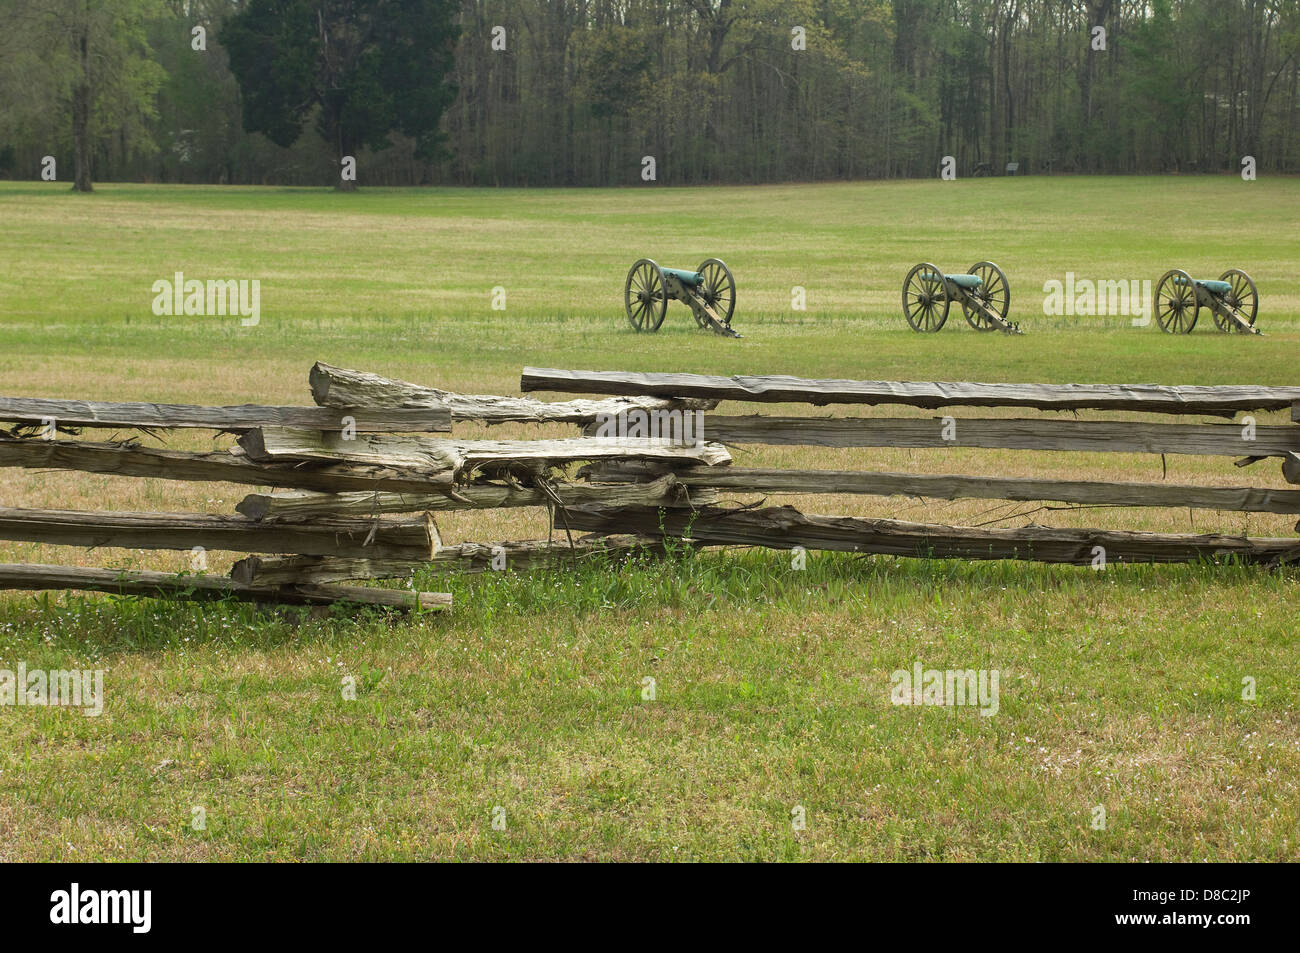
left=963, top=261, right=1009, bottom=331
left=625, top=259, right=668, bottom=332
left=696, top=258, right=735, bottom=327
left=1154, top=269, right=1199, bottom=333
left=1215, top=269, right=1258, bottom=332
left=903, top=262, right=950, bottom=332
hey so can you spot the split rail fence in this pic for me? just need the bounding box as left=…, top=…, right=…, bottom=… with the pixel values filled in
left=2, top=362, right=1299, bottom=611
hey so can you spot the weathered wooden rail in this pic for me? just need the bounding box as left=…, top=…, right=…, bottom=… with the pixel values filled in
left=0, top=563, right=450, bottom=609
left=0, top=506, right=437, bottom=560
left=235, top=475, right=714, bottom=520
left=0, top=434, right=457, bottom=492
left=310, top=361, right=714, bottom=423
left=615, top=415, right=1300, bottom=457
left=564, top=504, right=1300, bottom=565
left=0, top=396, right=449, bottom=433
left=237, top=428, right=731, bottom=477
left=587, top=461, right=1300, bottom=514
left=524, top=367, right=1300, bottom=417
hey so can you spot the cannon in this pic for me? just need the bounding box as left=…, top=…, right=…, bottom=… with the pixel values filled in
left=902, top=261, right=1021, bottom=333
left=624, top=258, right=740, bottom=337
left=1154, top=269, right=1259, bottom=334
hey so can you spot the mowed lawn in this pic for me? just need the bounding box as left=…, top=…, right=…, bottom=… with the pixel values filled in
left=0, top=176, right=1298, bottom=861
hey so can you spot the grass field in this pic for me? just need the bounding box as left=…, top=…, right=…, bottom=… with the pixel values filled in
left=1, top=176, right=1298, bottom=861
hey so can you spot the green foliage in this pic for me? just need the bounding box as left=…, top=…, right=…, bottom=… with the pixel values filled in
left=0, top=0, right=166, bottom=182
left=5, top=0, right=1300, bottom=183
left=219, top=0, right=459, bottom=165
left=572, top=25, right=653, bottom=120
left=1125, top=0, right=1196, bottom=168
left=219, top=0, right=318, bottom=149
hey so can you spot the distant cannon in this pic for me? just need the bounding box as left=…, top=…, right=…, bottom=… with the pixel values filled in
left=902, top=261, right=1021, bottom=333
left=1154, top=269, right=1259, bottom=334
left=624, top=259, right=740, bottom=337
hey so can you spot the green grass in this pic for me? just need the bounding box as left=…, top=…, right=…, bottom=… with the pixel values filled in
left=0, top=176, right=1297, bottom=861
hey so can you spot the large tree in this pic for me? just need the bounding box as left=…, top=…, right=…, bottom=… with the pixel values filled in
left=220, top=0, right=459, bottom=189
left=0, top=0, right=164, bottom=191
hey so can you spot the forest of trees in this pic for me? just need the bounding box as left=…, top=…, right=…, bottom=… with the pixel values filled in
left=1, top=0, right=1298, bottom=188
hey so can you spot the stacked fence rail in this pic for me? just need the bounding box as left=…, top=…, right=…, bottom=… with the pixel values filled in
left=2, top=361, right=1298, bottom=610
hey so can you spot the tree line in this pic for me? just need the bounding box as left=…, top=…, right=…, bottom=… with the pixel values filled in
left=1, top=0, right=1297, bottom=190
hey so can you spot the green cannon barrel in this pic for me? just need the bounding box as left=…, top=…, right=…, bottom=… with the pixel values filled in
left=661, top=267, right=704, bottom=286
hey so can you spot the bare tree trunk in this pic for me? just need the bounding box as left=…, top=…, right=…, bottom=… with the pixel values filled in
left=72, top=29, right=92, bottom=192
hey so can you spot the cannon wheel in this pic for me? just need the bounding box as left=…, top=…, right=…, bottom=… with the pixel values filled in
left=903, top=262, right=950, bottom=332
left=962, top=261, right=1010, bottom=331
left=1215, top=269, right=1258, bottom=332
left=625, top=259, right=668, bottom=332
left=1154, top=269, right=1199, bottom=333
left=696, top=259, right=736, bottom=328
